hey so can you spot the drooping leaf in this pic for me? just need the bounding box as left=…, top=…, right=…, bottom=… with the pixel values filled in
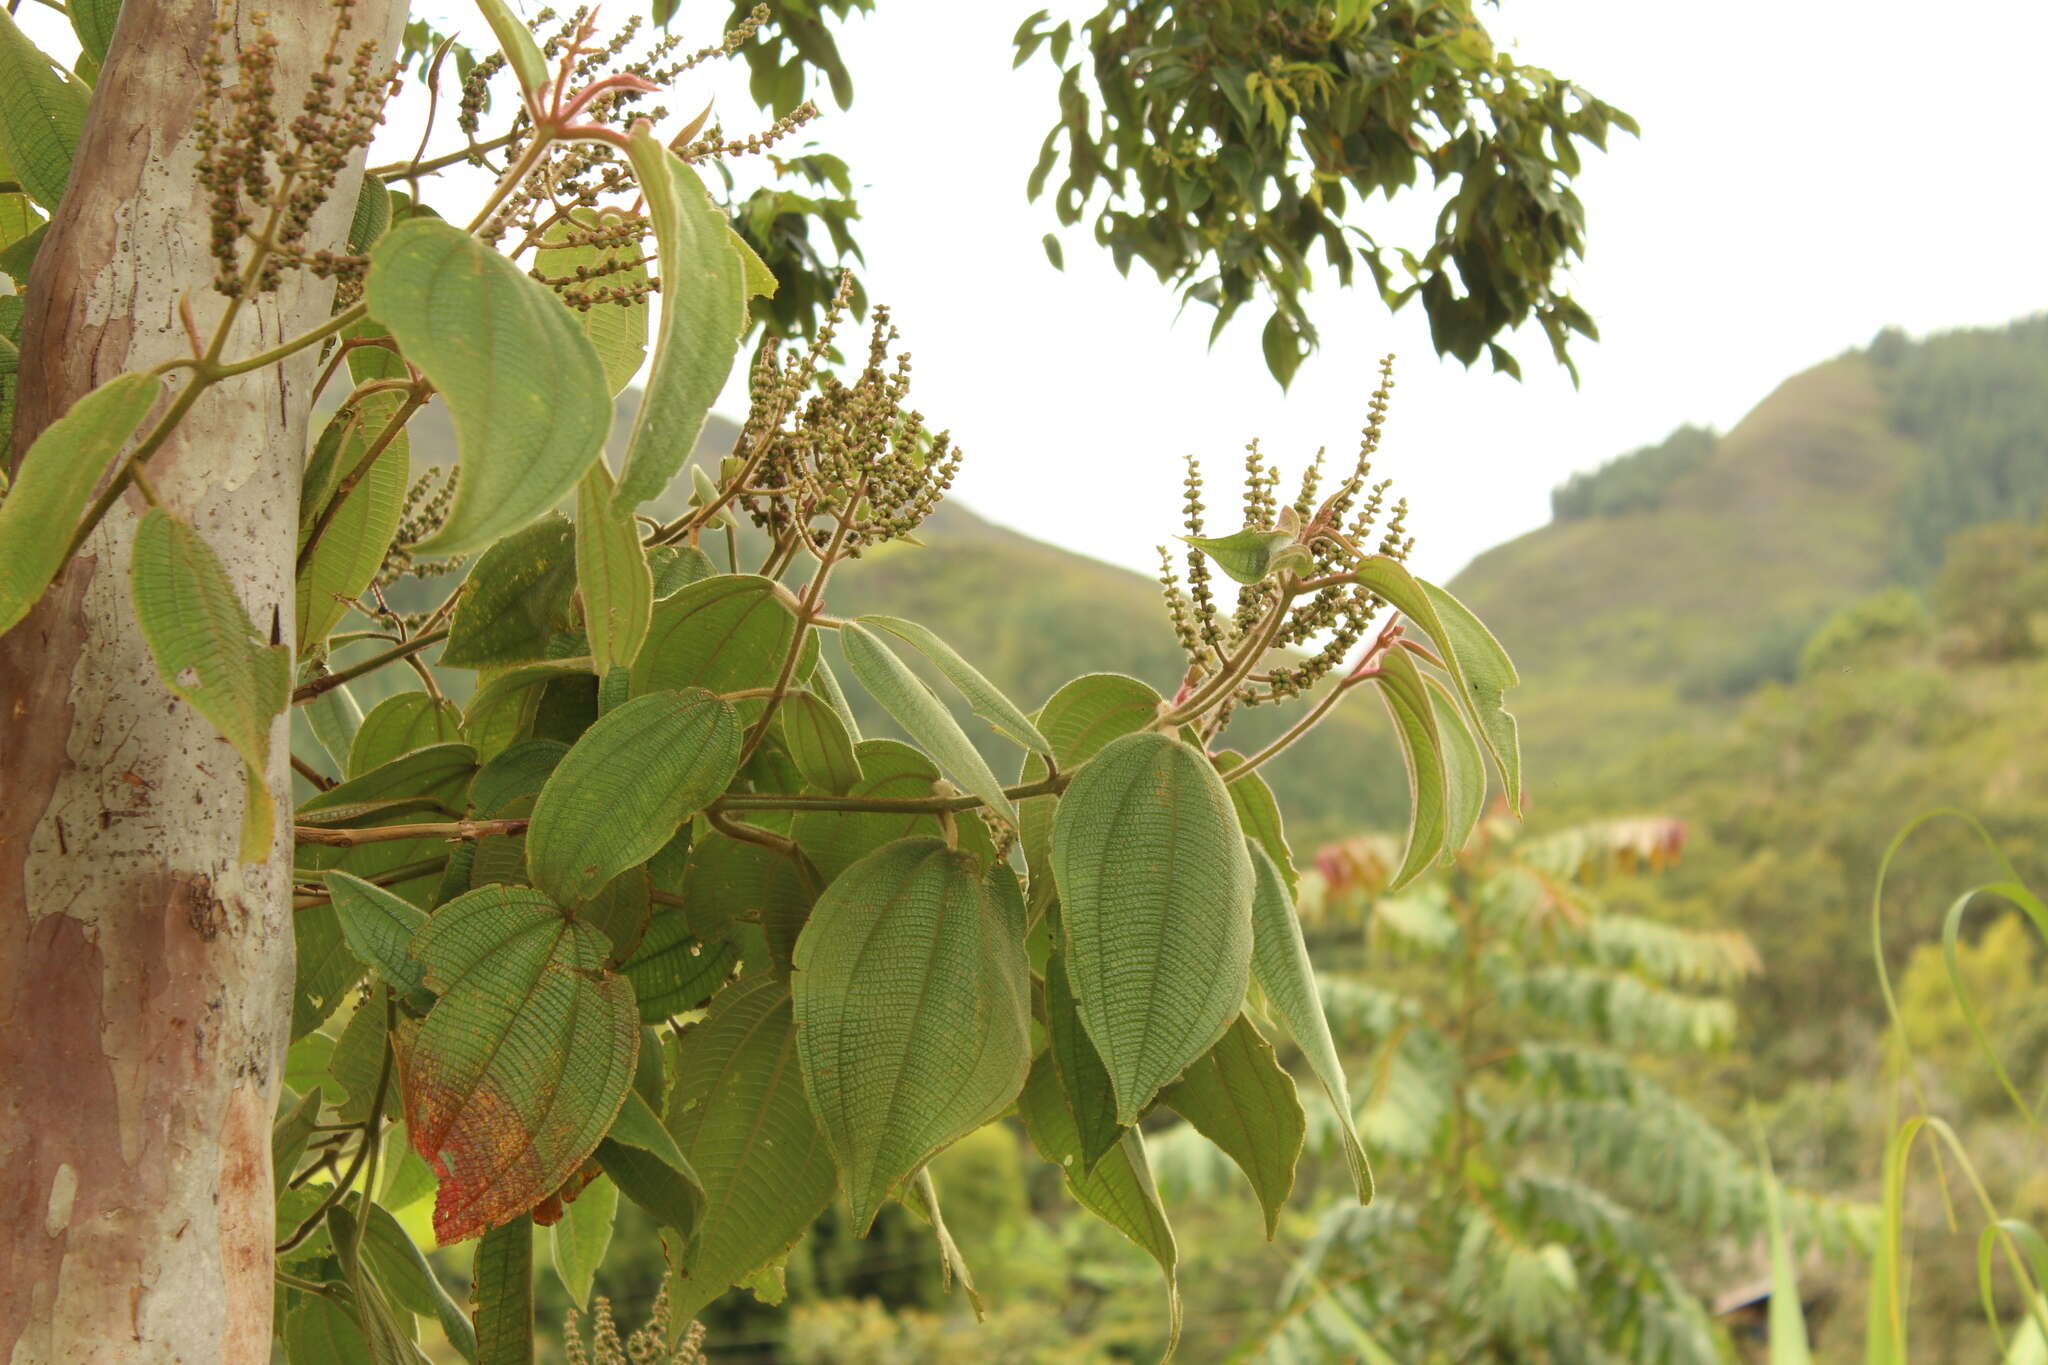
left=854, top=615, right=1051, bottom=753
left=574, top=464, right=652, bottom=675
left=273, top=1085, right=323, bottom=1197
left=549, top=1176, right=617, bottom=1310
left=131, top=508, right=291, bottom=861
left=347, top=172, right=392, bottom=255
left=1348, top=556, right=1522, bottom=806
left=473, top=0, right=547, bottom=95
left=470, top=1214, right=535, bottom=1365
left=841, top=621, right=1019, bottom=827
left=537, top=208, right=651, bottom=396
left=365, top=219, right=611, bottom=557
left=358, top=1199, right=478, bottom=1360
left=403, top=885, right=639, bottom=1244
left=1247, top=840, right=1371, bottom=1203
left=330, top=996, right=389, bottom=1126
left=324, top=871, right=432, bottom=1004
left=442, top=514, right=579, bottom=668
left=1372, top=646, right=1448, bottom=889
left=789, top=738, right=997, bottom=885
left=1054, top=730, right=1254, bottom=1123
left=664, top=973, right=837, bottom=1322
left=1427, top=673, right=1486, bottom=859
left=0, top=10, right=87, bottom=210
left=292, top=903, right=361, bottom=1039
left=525, top=689, right=740, bottom=904
left=1182, top=527, right=1298, bottom=585
left=300, top=741, right=478, bottom=823
left=630, top=574, right=814, bottom=705
left=1046, top=942, right=1122, bottom=1171
left=613, top=126, right=748, bottom=511
left=1018, top=1054, right=1181, bottom=1357
left=349, top=691, right=463, bottom=778
left=1018, top=673, right=1163, bottom=924
left=594, top=1089, right=704, bottom=1233
left=807, top=652, right=862, bottom=741
left=67, top=0, right=120, bottom=67
left=791, top=837, right=1031, bottom=1232
left=904, top=1166, right=985, bottom=1320
left=324, top=1202, right=427, bottom=1365
left=0, top=372, right=160, bottom=637
left=1158, top=1014, right=1304, bottom=1238
left=1214, top=750, right=1297, bottom=898
left=297, top=391, right=412, bottom=649
left=774, top=689, right=860, bottom=794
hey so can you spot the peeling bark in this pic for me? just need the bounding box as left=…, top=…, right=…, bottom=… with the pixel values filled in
left=0, top=0, right=401, bottom=1358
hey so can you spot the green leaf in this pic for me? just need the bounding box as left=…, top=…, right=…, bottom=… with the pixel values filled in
left=774, top=689, right=860, bottom=794
left=347, top=172, right=393, bottom=256
left=1046, top=943, right=1122, bottom=1171
left=647, top=543, right=715, bottom=598
left=297, top=391, right=411, bottom=649
left=631, top=574, right=812, bottom=705
left=622, top=904, right=741, bottom=1020
left=790, top=738, right=992, bottom=886
left=538, top=209, right=651, bottom=396
left=525, top=689, right=740, bottom=904
left=841, top=622, right=1019, bottom=827
left=67, top=0, right=118, bottom=70
left=365, top=219, right=611, bottom=557
left=905, top=1166, right=985, bottom=1320
left=473, top=0, right=547, bottom=97
left=791, top=838, right=1031, bottom=1232
left=324, top=1203, right=428, bottom=1365
left=131, top=508, right=291, bottom=861
left=442, top=514, right=579, bottom=668
left=272, top=1086, right=323, bottom=1198
left=301, top=741, right=477, bottom=821
left=358, top=1200, right=478, bottom=1361
left=613, top=126, right=747, bottom=510
left=1054, top=731, right=1254, bottom=1123
left=463, top=660, right=592, bottom=761
left=549, top=1177, right=617, bottom=1310
left=594, top=1089, right=704, bottom=1232
left=0, top=10, right=87, bottom=210
left=1018, top=673, right=1162, bottom=924
left=1214, top=750, right=1297, bottom=898
left=1018, top=1055, right=1180, bottom=1356
left=349, top=692, right=463, bottom=778
left=1182, top=527, right=1299, bottom=586
left=854, top=615, right=1052, bottom=753
left=470, top=1214, right=535, bottom=1365
left=664, top=973, right=837, bottom=1322
left=1261, top=311, right=1304, bottom=389
left=282, top=1294, right=375, bottom=1365
left=574, top=464, right=652, bottom=675
left=807, top=652, right=863, bottom=741
left=0, top=372, right=159, bottom=638
left=292, top=903, right=361, bottom=1039
left=1158, top=1015, right=1303, bottom=1238
left=330, top=996, right=388, bottom=1125
left=1348, top=556, right=1522, bottom=806
left=1759, top=1144, right=1814, bottom=1365
left=404, top=885, right=639, bottom=1244
left=1247, top=840, right=1371, bottom=1204
left=1426, top=673, right=1485, bottom=858
left=1372, top=647, right=1448, bottom=889
left=324, top=871, right=431, bottom=1003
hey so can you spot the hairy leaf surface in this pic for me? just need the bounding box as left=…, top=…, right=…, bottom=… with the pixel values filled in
left=0, top=11, right=86, bottom=209
left=1158, top=1014, right=1304, bottom=1238
left=574, top=463, right=652, bottom=675
left=1018, top=673, right=1162, bottom=923
left=855, top=615, right=1051, bottom=753
left=841, top=622, right=1019, bottom=827
left=442, top=514, right=579, bottom=667
left=1374, top=646, right=1448, bottom=889
left=350, top=692, right=463, bottom=778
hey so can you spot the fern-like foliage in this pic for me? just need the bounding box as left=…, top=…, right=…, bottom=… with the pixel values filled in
left=1227, top=814, right=1869, bottom=1361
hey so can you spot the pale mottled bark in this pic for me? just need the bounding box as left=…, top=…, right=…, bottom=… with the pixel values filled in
left=0, top=0, right=401, bottom=1358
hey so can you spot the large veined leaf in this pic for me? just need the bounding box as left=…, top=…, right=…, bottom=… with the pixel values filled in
left=1214, top=750, right=1297, bottom=898
left=574, top=463, right=652, bottom=675
left=0, top=10, right=86, bottom=210
left=1053, top=730, right=1254, bottom=1123
left=297, top=391, right=412, bottom=649
left=442, top=514, right=579, bottom=668
left=1157, top=1014, right=1304, bottom=1238
left=622, top=905, right=741, bottom=1021
left=854, top=615, right=1051, bottom=753
left=1183, top=527, right=1298, bottom=585
left=349, top=692, right=462, bottom=778
left=613, top=126, right=748, bottom=511
left=402, top=886, right=639, bottom=1244
left=1247, top=841, right=1372, bottom=1203
left=0, top=372, right=159, bottom=637
left=463, top=659, right=592, bottom=761
left=594, top=1089, right=704, bottom=1234
left=1018, top=1054, right=1181, bottom=1356
left=357, top=1200, right=478, bottom=1360
left=470, top=1214, right=535, bottom=1365
left=1427, top=673, right=1486, bottom=859
left=292, top=903, right=361, bottom=1039
left=791, top=838, right=1031, bottom=1231
left=841, top=621, right=1019, bottom=827
left=671, top=825, right=812, bottom=976
left=647, top=543, right=716, bottom=598
left=131, top=508, right=291, bottom=862
left=324, top=1203, right=433, bottom=1365
left=365, top=219, right=611, bottom=557
left=550, top=1176, right=618, bottom=1310
left=1018, top=673, right=1163, bottom=923
left=773, top=690, right=860, bottom=795
left=630, top=574, right=813, bottom=704
left=664, top=973, right=837, bottom=1321
left=1373, top=646, right=1449, bottom=890
left=300, top=741, right=478, bottom=823
left=323, top=871, right=431, bottom=1005
left=1046, top=942, right=1122, bottom=1171
left=790, top=738, right=997, bottom=885
left=1348, top=555, right=1521, bottom=806
left=525, top=689, right=740, bottom=904
left=538, top=209, right=651, bottom=396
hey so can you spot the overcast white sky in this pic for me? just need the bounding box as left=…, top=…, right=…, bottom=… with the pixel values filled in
left=39, top=1, right=2044, bottom=582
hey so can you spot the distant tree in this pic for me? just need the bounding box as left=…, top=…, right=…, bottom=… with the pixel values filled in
left=1798, top=587, right=1932, bottom=679
left=722, top=1, right=1635, bottom=386
left=1551, top=424, right=1716, bottom=522
left=1933, top=519, right=2048, bottom=661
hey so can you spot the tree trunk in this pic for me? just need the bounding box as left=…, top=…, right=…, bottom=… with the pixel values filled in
left=0, top=0, right=401, bottom=1358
